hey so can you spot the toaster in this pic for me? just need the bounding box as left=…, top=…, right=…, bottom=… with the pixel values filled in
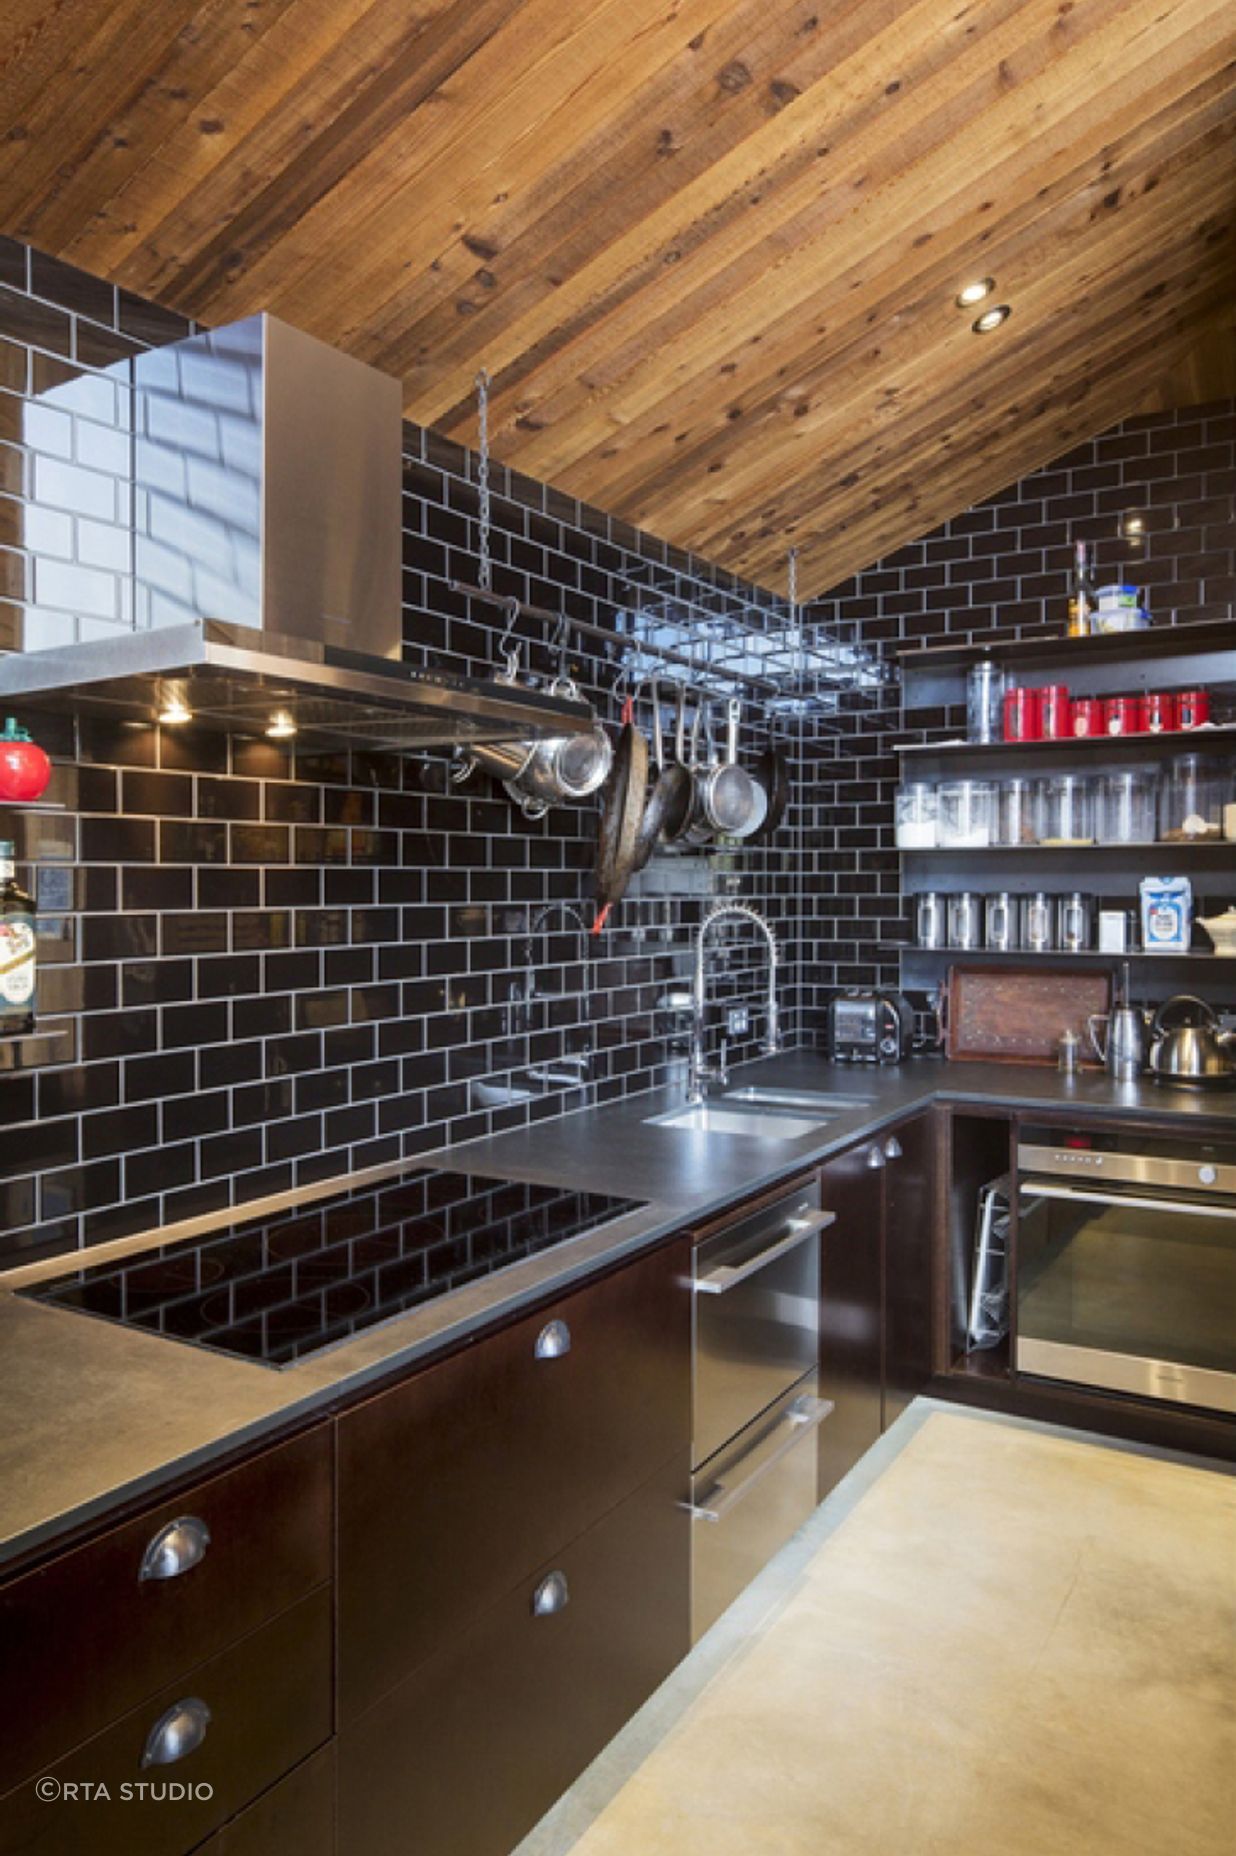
left=826, top=989, right=915, bottom=1064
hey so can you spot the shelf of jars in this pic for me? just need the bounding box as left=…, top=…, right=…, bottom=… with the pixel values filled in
left=883, top=943, right=1225, bottom=964
left=895, top=723, right=1236, bottom=770
left=897, top=616, right=1236, bottom=680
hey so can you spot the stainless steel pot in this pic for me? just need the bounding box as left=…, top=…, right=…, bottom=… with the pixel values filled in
left=463, top=649, right=612, bottom=819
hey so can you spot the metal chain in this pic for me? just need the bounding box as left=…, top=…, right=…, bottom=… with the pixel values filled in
left=475, top=368, right=492, bottom=591
left=787, top=546, right=798, bottom=619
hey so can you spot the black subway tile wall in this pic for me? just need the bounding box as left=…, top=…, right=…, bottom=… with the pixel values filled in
left=799, top=406, right=1236, bottom=1037
left=0, top=236, right=805, bottom=1269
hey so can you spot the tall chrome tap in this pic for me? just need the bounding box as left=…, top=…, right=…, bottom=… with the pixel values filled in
left=687, top=903, right=781, bottom=1103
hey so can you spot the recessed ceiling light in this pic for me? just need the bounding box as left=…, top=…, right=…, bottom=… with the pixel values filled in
left=158, top=698, right=193, bottom=726
left=266, top=711, right=297, bottom=740
left=972, top=305, right=1011, bottom=333
left=956, top=278, right=995, bottom=308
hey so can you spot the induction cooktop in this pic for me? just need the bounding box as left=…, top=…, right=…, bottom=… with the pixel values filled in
left=19, top=1167, right=644, bottom=1368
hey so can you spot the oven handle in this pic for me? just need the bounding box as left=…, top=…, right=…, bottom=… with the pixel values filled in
left=693, top=1209, right=835, bottom=1296
left=683, top=1395, right=835, bottom=1523
left=1020, top=1180, right=1236, bottom=1222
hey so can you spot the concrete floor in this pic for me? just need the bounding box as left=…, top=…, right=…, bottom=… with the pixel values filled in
left=518, top=1402, right=1236, bottom=1856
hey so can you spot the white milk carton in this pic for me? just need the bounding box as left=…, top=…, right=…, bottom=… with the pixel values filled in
left=1139, top=876, right=1193, bottom=953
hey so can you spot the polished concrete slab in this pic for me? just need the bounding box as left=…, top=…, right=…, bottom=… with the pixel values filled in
left=518, top=1403, right=1236, bottom=1856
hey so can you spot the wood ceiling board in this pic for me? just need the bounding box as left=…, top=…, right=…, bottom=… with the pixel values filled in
left=0, top=0, right=1232, bottom=596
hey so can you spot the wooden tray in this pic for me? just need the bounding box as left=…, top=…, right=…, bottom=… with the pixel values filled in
left=946, top=965, right=1112, bottom=1066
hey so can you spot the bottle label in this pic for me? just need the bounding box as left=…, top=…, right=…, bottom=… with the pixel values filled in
left=0, top=918, right=35, bottom=1006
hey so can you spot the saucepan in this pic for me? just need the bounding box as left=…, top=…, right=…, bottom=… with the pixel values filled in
left=461, top=644, right=613, bottom=819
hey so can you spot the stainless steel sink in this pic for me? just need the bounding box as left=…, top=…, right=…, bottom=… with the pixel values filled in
left=645, top=1103, right=835, bottom=1140
left=722, top=1087, right=872, bottom=1112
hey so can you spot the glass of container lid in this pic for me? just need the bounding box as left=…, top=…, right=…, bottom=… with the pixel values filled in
left=1095, top=769, right=1158, bottom=844
left=1158, top=753, right=1225, bottom=842
left=895, top=783, right=939, bottom=848
left=938, top=780, right=995, bottom=848
left=1037, top=773, right=1095, bottom=846
left=996, top=777, right=1041, bottom=846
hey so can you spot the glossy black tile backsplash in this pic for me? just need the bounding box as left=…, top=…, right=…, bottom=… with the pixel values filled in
left=0, top=236, right=802, bottom=1268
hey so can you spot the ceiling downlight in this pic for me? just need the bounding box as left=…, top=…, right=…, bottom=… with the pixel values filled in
left=971, top=304, right=1011, bottom=333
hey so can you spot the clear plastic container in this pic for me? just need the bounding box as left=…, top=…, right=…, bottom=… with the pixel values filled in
left=966, top=659, right=1006, bottom=744
left=996, top=777, right=1040, bottom=846
left=1095, top=770, right=1158, bottom=844
left=1158, top=754, right=1225, bottom=842
left=1037, top=774, right=1095, bottom=845
left=938, top=781, right=995, bottom=848
left=895, top=783, right=938, bottom=848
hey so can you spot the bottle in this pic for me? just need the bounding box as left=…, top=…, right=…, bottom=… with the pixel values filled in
left=1067, top=540, right=1095, bottom=637
left=0, top=841, right=36, bottom=1036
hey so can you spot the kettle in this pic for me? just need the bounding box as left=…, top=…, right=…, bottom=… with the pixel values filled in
left=1087, top=962, right=1148, bottom=1081
left=1147, top=995, right=1236, bottom=1090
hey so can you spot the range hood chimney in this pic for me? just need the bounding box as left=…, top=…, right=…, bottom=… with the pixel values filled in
left=0, top=314, right=591, bottom=751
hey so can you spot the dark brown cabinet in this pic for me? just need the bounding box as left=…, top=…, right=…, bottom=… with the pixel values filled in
left=196, top=1746, right=335, bottom=1856
left=817, top=1139, right=884, bottom=1498
left=0, top=1423, right=333, bottom=1799
left=817, top=1111, right=935, bottom=1496
left=337, top=1236, right=691, bottom=1721
left=338, top=1455, right=690, bottom=1856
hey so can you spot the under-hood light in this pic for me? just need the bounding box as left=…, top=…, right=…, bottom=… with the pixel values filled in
left=158, top=697, right=193, bottom=726
left=266, top=711, right=297, bottom=740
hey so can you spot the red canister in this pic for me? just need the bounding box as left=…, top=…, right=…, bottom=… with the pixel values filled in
left=1071, top=698, right=1104, bottom=738
left=1176, top=688, right=1211, bottom=730
left=1038, top=683, right=1071, bottom=739
left=1143, top=691, right=1178, bottom=734
left=1104, top=695, right=1144, bottom=736
left=1003, top=686, right=1040, bottom=742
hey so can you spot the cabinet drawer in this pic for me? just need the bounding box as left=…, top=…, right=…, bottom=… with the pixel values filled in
left=339, top=1454, right=689, bottom=1856
left=0, top=1423, right=332, bottom=1794
left=196, top=1745, right=335, bottom=1856
left=338, top=1236, right=690, bottom=1719
left=0, top=1586, right=333, bottom=1856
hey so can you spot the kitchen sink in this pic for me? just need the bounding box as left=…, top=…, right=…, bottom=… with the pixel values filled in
left=645, top=1103, right=837, bottom=1140
left=722, top=1087, right=872, bottom=1112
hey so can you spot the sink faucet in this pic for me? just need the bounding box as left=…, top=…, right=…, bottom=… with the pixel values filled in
left=687, top=903, right=781, bottom=1103
left=516, top=901, right=594, bottom=1077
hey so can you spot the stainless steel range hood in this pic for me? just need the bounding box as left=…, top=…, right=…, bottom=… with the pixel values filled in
left=0, top=314, right=591, bottom=751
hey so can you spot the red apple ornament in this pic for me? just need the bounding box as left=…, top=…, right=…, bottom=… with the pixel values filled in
left=0, top=718, right=52, bottom=803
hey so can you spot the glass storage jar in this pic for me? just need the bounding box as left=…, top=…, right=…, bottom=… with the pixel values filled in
left=1095, top=770, right=1158, bottom=844
left=895, top=783, right=939, bottom=848
left=1037, top=774, right=1095, bottom=845
left=938, top=780, right=995, bottom=848
left=966, top=659, right=1006, bottom=744
left=1158, top=753, right=1225, bottom=842
left=996, top=777, right=1041, bottom=846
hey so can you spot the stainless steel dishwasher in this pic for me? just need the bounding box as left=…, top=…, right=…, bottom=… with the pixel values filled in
left=687, top=1179, right=835, bottom=1641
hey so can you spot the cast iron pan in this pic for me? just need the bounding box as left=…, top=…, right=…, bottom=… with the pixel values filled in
left=750, top=731, right=790, bottom=841
left=632, top=682, right=691, bottom=872
left=593, top=696, right=648, bottom=933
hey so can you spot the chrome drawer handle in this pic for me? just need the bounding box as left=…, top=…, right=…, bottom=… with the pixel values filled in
left=684, top=1396, right=835, bottom=1524
left=883, top=1135, right=902, bottom=1161
left=534, top=1319, right=571, bottom=1360
left=866, top=1143, right=886, bottom=1170
left=531, top=1571, right=570, bottom=1617
left=694, top=1209, right=833, bottom=1296
left=140, top=1698, right=211, bottom=1769
left=139, top=1516, right=211, bottom=1584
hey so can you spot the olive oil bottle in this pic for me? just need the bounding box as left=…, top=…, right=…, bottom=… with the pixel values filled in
left=0, top=841, right=36, bottom=1036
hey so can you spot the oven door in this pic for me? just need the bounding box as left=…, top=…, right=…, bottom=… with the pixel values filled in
left=1016, top=1177, right=1236, bottom=1414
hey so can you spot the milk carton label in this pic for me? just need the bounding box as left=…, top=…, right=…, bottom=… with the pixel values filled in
left=1139, top=876, right=1192, bottom=953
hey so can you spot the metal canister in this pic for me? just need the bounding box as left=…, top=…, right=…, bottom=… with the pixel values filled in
left=1070, top=698, right=1103, bottom=738
left=916, top=891, right=945, bottom=949
left=1038, top=684, right=1071, bottom=739
left=1177, top=689, right=1211, bottom=730
left=1002, top=687, right=1040, bottom=742
left=1104, top=695, right=1144, bottom=736
left=985, top=892, right=1015, bottom=951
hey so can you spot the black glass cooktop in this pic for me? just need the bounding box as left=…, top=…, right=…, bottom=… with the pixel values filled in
left=21, top=1168, right=643, bottom=1369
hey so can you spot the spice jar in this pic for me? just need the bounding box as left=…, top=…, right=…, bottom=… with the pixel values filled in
left=1143, top=691, right=1177, bottom=734
left=1070, top=698, right=1104, bottom=739
left=1037, top=774, right=1095, bottom=846
left=1095, top=770, right=1158, bottom=844
left=1177, top=689, right=1211, bottom=731
left=895, top=783, right=939, bottom=848
left=938, top=781, right=995, bottom=847
left=1158, top=753, right=1225, bottom=842
left=1103, top=695, right=1144, bottom=736
left=1038, top=684, right=1071, bottom=739
left=1003, top=687, right=1040, bottom=743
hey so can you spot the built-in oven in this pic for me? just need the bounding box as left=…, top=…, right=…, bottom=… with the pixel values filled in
left=1016, top=1125, right=1236, bottom=1416
left=688, top=1180, right=835, bottom=1641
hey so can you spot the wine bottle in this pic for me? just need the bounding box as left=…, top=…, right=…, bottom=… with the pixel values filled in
left=1067, top=540, right=1095, bottom=637
left=0, top=841, right=36, bottom=1036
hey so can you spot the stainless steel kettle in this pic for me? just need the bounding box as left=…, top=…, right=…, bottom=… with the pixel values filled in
left=1147, top=995, right=1236, bottom=1089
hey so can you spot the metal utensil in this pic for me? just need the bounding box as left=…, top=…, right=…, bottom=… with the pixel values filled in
left=632, top=680, right=692, bottom=871
left=593, top=693, right=649, bottom=931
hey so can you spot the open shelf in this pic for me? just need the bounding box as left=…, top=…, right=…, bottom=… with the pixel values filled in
left=900, top=839, right=1231, bottom=858
left=895, top=723, right=1236, bottom=770
left=884, top=944, right=1225, bottom=963
left=0, top=1023, right=75, bottom=1074
left=898, top=616, right=1236, bottom=677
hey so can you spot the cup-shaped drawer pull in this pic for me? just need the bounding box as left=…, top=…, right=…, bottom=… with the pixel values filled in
left=531, top=1571, right=570, bottom=1617
left=138, top=1515, right=211, bottom=1584
left=883, top=1135, right=902, bottom=1161
left=534, top=1319, right=571, bottom=1360
left=140, top=1698, right=212, bottom=1769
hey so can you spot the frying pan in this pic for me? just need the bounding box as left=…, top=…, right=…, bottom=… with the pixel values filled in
left=750, top=726, right=790, bottom=841
left=632, top=680, right=692, bottom=872
left=661, top=685, right=704, bottom=848
left=592, top=693, right=649, bottom=933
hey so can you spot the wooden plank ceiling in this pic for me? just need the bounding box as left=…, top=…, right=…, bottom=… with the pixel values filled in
left=1, top=0, right=1234, bottom=595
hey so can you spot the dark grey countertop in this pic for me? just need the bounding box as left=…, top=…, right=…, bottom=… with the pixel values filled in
left=2, top=1050, right=1232, bottom=1570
